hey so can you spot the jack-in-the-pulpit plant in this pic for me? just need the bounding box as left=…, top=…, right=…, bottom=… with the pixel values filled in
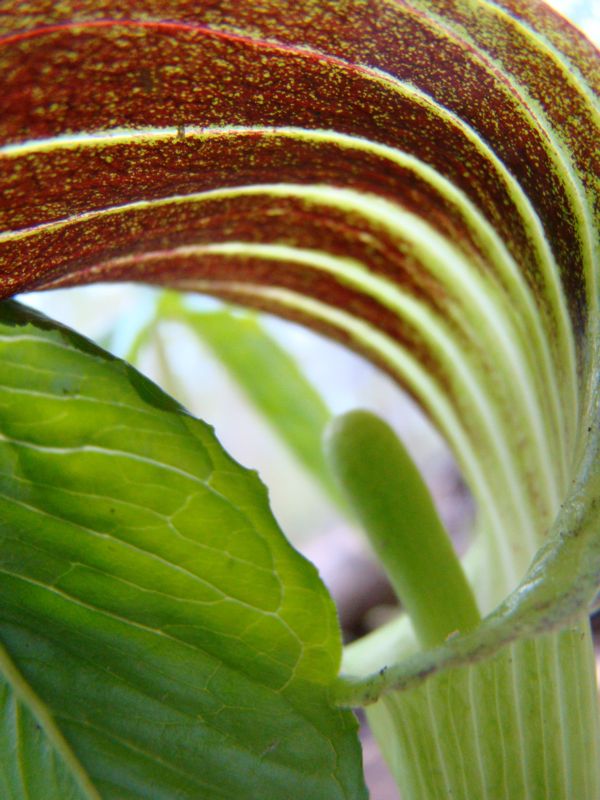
left=0, top=0, right=598, bottom=797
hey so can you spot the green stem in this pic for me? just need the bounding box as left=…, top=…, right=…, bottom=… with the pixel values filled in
left=325, top=410, right=480, bottom=649
left=365, top=617, right=600, bottom=800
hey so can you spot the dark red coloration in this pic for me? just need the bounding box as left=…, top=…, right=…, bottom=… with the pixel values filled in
left=0, top=8, right=593, bottom=339
left=0, top=0, right=596, bottom=453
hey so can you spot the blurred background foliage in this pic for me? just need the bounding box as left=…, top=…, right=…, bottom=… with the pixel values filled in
left=22, top=283, right=466, bottom=609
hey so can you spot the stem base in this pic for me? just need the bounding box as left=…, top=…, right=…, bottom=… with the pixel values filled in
left=367, top=615, right=600, bottom=799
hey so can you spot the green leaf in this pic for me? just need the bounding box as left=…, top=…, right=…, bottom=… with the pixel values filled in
left=0, top=640, right=100, bottom=800
left=0, top=300, right=366, bottom=800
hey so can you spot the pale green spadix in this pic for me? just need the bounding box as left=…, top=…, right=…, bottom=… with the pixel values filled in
left=325, top=409, right=480, bottom=650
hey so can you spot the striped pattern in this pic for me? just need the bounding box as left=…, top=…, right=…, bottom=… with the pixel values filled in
left=0, top=2, right=598, bottom=798
left=0, top=120, right=591, bottom=605
left=1, top=3, right=597, bottom=611
left=367, top=617, right=600, bottom=799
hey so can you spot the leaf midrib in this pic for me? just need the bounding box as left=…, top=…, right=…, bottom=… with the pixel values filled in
left=0, top=638, right=101, bottom=800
